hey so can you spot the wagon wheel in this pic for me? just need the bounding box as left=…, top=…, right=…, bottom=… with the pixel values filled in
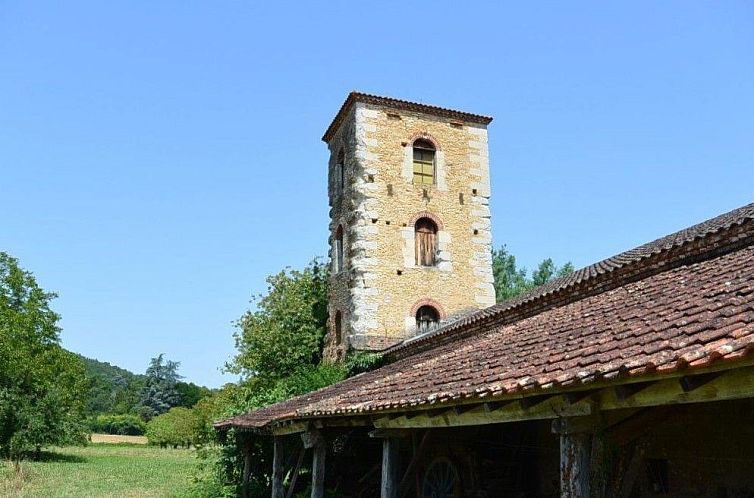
left=422, top=457, right=461, bottom=498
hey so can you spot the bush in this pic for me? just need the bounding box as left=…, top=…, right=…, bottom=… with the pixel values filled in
left=88, top=414, right=146, bottom=436
left=146, top=407, right=203, bottom=448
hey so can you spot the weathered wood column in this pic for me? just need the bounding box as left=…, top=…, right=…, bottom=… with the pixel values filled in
left=381, top=437, right=400, bottom=498
left=553, top=417, right=593, bottom=498
left=241, top=436, right=254, bottom=498
left=271, top=436, right=285, bottom=498
left=302, top=429, right=326, bottom=498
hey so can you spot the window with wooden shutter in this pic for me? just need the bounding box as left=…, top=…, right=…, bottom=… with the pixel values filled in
left=335, top=225, right=344, bottom=272
left=415, top=305, right=440, bottom=333
left=415, top=217, right=438, bottom=266
left=412, top=139, right=435, bottom=185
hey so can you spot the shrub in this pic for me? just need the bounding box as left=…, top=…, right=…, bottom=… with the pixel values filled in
left=146, top=407, right=203, bottom=448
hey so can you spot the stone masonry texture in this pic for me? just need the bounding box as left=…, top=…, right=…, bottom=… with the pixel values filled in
left=322, top=95, right=496, bottom=361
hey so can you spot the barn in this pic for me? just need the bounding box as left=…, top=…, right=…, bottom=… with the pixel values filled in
left=217, top=202, right=754, bottom=498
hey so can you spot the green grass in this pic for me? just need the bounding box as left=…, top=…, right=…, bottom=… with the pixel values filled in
left=0, top=444, right=198, bottom=498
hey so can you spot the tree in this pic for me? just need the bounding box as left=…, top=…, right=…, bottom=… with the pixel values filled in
left=175, top=381, right=213, bottom=408
left=139, top=354, right=182, bottom=419
left=0, top=252, right=87, bottom=458
left=227, top=259, right=329, bottom=385
left=491, top=245, right=531, bottom=302
left=492, top=246, right=575, bottom=302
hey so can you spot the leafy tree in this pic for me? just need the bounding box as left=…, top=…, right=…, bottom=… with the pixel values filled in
left=0, top=252, right=87, bottom=458
left=176, top=381, right=213, bottom=408
left=227, top=259, right=329, bottom=385
left=492, top=245, right=575, bottom=302
left=491, top=245, right=531, bottom=301
left=139, top=354, right=182, bottom=419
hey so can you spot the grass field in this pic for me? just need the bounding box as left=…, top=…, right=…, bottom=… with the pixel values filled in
left=0, top=444, right=198, bottom=498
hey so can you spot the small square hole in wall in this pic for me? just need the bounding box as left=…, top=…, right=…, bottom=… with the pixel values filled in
left=371, top=218, right=378, bottom=224
left=472, top=188, right=478, bottom=195
left=473, top=229, right=479, bottom=235
left=385, top=220, right=391, bottom=225
left=402, top=223, right=407, bottom=227
left=367, top=174, right=374, bottom=183
left=459, top=193, right=465, bottom=205
left=396, top=270, right=402, bottom=276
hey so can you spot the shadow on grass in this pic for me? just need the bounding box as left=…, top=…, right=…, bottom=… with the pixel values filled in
left=21, top=451, right=87, bottom=463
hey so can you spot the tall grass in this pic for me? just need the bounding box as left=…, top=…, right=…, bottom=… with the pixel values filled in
left=0, top=444, right=197, bottom=497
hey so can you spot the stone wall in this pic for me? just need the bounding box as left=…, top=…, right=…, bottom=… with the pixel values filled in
left=324, top=101, right=495, bottom=360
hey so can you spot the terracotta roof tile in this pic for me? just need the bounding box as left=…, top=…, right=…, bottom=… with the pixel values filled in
left=217, top=203, right=754, bottom=430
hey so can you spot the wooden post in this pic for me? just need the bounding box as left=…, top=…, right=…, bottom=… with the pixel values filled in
left=381, top=437, right=400, bottom=498
left=302, top=430, right=326, bottom=498
left=311, top=440, right=326, bottom=498
left=272, top=436, right=285, bottom=498
left=553, top=417, right=593, bottom=498
left=242, top=437, right=253, bottom=498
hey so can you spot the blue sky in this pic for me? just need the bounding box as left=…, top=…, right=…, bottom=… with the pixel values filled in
left=1, top=1, right=752, bottom=387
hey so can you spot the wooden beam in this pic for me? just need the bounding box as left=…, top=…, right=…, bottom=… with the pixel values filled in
left=285, top=446, right=306, bottom=498
left=271, top=417, right=369, bottom=435
left=614, top=381, right=654, bottom=401
left=374, top=395, right=592, bottom=429
left=565, top=390, right=594, bottom=405
left=520, top=394, right=553, bottom=410
left=369, top=428, right=413, bottom=439
left=375, top=366, right=754, bottom=429
left=679, top=371, right=723, bottom=392
left=398, top=431, right=431, bottom=498
left=598, top=366, right=754, bottom=411
left=616, top=444, right=644, bottom=498
left=381, top=437, right=400, bottom=498
left=271, top=436, right=285, bottom=498
left=483, top=400, right=513, bottom=412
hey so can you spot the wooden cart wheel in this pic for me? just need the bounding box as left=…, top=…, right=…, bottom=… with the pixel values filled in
left=422, top=457, right=461, bottom=498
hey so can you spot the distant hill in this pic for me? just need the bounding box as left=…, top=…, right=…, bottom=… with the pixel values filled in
left=76, top=354, right=146, bottom=416
left=75, top=353, right=213, bottom=417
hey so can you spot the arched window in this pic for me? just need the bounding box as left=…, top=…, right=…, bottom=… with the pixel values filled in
left=334, top=311, right=342, bottom=345
left=336, top=149, right=345, bottom=195
left=416, top=305, right=440, bottom=333
left=412, top=139, right=435, bottom=185
left=334, top=225, right=344, bottom=272
left=415, top=217, right=438, bottom=266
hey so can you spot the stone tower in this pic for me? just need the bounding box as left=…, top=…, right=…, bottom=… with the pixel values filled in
left=322, top=92, right=495, bottom=360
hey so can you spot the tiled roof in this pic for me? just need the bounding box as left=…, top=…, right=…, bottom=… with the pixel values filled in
left=217, top=203, right=754, bottom=430
left=322, top=92, right=494, bottom=143
left=387, top=202, right=754, bottom=361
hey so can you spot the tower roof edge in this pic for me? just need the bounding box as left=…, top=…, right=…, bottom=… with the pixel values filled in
left=321, top=91, right=494, bottom=143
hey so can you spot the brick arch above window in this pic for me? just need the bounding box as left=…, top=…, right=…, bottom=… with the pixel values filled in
left=409, top=211, right=444, bottom=231
left=407, top=132, right=442, bottom=151
left=409, top=298, right=447, bottom=320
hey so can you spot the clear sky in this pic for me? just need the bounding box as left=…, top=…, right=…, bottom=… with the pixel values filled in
left=1, top=1, right=753, bottom=387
